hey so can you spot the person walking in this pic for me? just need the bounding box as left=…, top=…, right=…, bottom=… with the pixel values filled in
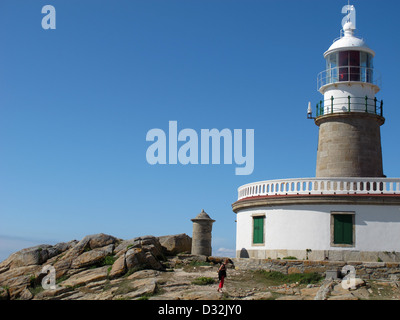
left=217, top=259, right=229, bottom=293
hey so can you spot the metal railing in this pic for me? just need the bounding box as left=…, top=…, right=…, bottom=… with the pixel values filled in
left=237, top=177, right=400, bottom=201
left=317, top=66, right=381, bottom=90
left=315, top=96, right=383, bottom=118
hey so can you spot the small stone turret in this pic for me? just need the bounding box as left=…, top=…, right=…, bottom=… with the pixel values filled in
left=191, top=209, right=215, bottom=256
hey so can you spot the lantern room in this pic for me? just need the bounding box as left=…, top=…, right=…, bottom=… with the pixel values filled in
left=319, top=21, right=377, bottom=90
left=316, top=20, right=382, bottom=117
left=324, top=50, right=373, bottom=83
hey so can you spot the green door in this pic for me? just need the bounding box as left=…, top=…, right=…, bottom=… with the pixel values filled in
left=253, top=216, right=264, bottom=244
left=333, top=214, right=353, bottom=245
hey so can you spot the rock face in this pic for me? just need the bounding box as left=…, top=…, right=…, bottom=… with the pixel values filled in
left=0, top=233, right=190, bottom=300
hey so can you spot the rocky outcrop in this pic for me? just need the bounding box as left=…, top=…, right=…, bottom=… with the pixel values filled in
left=158, top=234, right=191, bottom=256
left=1, top=233, right=398, bottom=301
left=0, top=233, right=190, bottom=300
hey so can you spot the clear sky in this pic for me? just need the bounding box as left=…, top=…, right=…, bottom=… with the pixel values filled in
left=1, top=0, right=400, bottom=261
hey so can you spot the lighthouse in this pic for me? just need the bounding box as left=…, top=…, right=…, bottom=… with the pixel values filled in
left=232, top=5, right=400, bottom=262
left=314, top=8, right=384, bottom=178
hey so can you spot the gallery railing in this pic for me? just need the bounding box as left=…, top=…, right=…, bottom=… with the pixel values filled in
left=315, top=96, right=383, bottom=117
left=237, top=178, right=400, bottom=201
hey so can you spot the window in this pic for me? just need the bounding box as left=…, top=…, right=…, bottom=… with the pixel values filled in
left=339, top=51, right=350, bottom=81
left=349, top=51, right=360, bottom=81
left=326, top=53, right=338, bottom=83
left=331, top=213, right=355, bottom=247
left=360, top=52, right=368, bottom=82
left=252, top=216, right=265, bottom=245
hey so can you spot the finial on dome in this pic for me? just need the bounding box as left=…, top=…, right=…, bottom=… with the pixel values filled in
left=343, top=21, right=355, bottom=37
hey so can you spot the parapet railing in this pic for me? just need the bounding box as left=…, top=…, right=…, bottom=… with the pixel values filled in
left=317, top=66, right=381, bottom=90
left=315, top=96, right=383, bottom=118
left=237, top=178, right=400, bottom=201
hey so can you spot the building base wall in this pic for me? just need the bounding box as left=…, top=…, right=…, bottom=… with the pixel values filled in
left=236, top=249, right=400, bottom=262
left=232, top=258, right=400, bottom=281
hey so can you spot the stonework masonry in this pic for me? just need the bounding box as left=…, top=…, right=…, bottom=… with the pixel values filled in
left=315, top=113, right=385, bottom=178
left=233, top=258, right=400, bottom=281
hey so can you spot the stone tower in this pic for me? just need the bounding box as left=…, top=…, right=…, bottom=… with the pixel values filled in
left=191, top=209, right=215, bottom=256
left=314, top=16, right=385, bottom=178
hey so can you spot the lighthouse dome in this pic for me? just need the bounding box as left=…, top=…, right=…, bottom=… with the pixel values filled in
left=324, top=27, right=375, bottom=58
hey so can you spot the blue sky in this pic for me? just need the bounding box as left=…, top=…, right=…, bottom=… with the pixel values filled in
left=1, top=0, right=400, bottom=261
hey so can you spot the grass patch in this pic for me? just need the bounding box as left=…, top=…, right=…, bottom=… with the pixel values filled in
left=101, top=255, right=117, bottom=266
left=88, top=255, right=117, bottom=270
left=189, top=260, right=211, bottom=267
left=282, top=256, right=298, bottom=260
left=56, top=274, right=70, bottom=284
left=192, top=277, right=216, bottom=286
left=137, top=293, right=153, bottom=300
left=259, top=271, right=323, bottom=285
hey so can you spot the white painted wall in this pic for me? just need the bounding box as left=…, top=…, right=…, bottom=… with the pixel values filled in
left=323, top=83, right=378, bottom=114
left=236, top=204, right=400, bottom=253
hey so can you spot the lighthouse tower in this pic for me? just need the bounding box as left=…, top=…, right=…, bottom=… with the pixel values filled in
left=232, top=5, right=400, bottom=262
left=314, top=10, right=384, bottom=178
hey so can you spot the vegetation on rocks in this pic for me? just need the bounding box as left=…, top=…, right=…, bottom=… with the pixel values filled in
left=259, top=270, right=323, bottom=285
left=191, top=277, right=216, bottom=285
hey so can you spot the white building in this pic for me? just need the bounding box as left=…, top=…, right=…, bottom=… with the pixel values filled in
left=232, top=5, right=400, bottom=262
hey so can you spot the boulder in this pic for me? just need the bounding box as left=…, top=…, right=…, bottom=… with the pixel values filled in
left=71, top=244, right=114, bottom=269
left=0, top=241, right=77, bottom=272
left=47, top=241, right=78, bottom=259
left=125, top=248, right=147, bottom=270
left=108, top=255, right=126, bottom=279
left=88, top=234, right=118, bottom=250
left=0, top=265, right=41, bottom=292
left=144, top=251, right=164, bottom=270
left=53, top=258, right=74, bottom=279
left=114, top=238, right=141, bottom=255
left=114, top=236, right=163, bottom=257
left=158, top=234, right=192, bottom=256
left=1, top=245, right=52, bottom=269
left=125, top=248, right=163, bottom=271
left=59, top=266, right=109, bottom=288
left=62, top=234, right=117, bottom=261
left=139, top=236, right=164, bottom=259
